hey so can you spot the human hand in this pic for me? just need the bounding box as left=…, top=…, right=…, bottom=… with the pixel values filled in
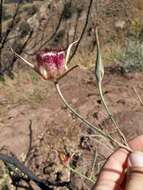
left=92, top=135, right=143, bottom=190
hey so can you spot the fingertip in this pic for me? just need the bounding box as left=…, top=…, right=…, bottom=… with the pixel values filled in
left=128, top=151, right=143, bottom=167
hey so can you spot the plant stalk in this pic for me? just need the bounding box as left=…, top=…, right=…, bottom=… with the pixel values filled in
left=98, top=83, right=130, bottom=148
left=55, top=82, right=132, bottom=153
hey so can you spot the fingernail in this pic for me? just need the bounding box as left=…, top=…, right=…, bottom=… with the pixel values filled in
left=129, top=151, right=143, bottom=167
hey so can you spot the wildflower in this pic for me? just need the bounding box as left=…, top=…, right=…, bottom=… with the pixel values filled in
left=11, top=40, right=78, bottom=80
left=36, top=49, right=67, bottom=80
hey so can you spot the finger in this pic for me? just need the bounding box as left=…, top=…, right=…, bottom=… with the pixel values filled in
left=129, top=135, right=143, bottom=150
left=92, top=135, right=143, bottom=190
left=92, top=148, right=128, bottom=190
left=125, top=151, right=143, bottom=190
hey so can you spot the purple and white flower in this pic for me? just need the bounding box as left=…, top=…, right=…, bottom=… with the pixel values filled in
left=11, top=40, right=78, bottom=80
left=36, top=49, right=66, bottom=79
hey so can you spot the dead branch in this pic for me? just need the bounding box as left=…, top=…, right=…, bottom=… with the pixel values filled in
left=68, top=0, right=94, bottom=63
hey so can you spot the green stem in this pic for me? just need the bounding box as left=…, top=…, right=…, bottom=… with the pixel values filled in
left=89, top=150, right=97, bottom=180
left=67, top=165, right=95, bottom=183
left=98, top=83, right=129, bottom=147
left=55, top=82, right=132, bottom=152
left=95, top=28, right=129, bottom=148
left=55, top=65, right=79, bottom=82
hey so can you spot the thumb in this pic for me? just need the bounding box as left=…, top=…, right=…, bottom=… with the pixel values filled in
left=125, top=151, right=143, bottom=190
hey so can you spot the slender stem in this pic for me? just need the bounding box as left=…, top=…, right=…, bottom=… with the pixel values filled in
left=67, top=165, right=95, bottom=183
left=10, top=48, right=34, bottom=69
left=65, top=40, right=79, bottom=65
left=55, top=65, right=79, bottom=82
left=89, top=150, right=97, bottom=180
left=0, top=0, right=3, bottom=42
left=0, top=0, right=3, bottom=71
left=98, top=83, right=129, bottom=148
left=95, top=27, right=129, bottom=148
left=90, top=135, right=114, bottom=151
left=55, top=82, right=132, bottom=152
left=133, top=87, right=143, bottom=106
left=68, top=0, right=94, bottom=63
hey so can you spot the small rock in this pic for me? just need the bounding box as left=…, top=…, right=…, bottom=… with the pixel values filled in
left=115, top=20, right=126, bottom=30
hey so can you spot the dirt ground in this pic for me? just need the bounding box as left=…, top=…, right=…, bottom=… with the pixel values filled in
left=0, top=66, right=143, bottom=189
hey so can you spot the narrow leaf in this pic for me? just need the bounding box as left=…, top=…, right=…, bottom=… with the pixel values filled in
left=95, top=27, right=104, bottom=84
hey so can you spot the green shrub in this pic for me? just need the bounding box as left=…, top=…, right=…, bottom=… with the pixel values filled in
left=128, top=19, right=142, bottom=40
left=118, top=40, right=143, bottom=73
